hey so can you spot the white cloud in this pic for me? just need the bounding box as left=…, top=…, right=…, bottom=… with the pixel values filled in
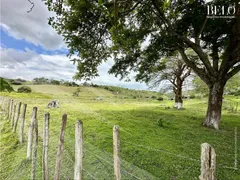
left=0, top=48, right=76, bottom=80
left=0, top=0, right=149, bottom=90
left=0, top=48, right=148, bottom=90
left=1, top=0, right=64, bottom=50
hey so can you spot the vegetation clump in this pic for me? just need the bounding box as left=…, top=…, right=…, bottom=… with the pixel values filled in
left=17, top=86, right=32, bottom=93
left=0, top=78, right=14, bottom=92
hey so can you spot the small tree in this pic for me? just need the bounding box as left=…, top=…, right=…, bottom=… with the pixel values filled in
left=0, top=78, right=14, bottom=92
left=147, top=54, right=191, bottom=109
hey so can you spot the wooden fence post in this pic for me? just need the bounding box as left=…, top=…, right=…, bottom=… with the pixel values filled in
left=11, top=104, right=16, bottom=128
left=27, top=107, right=38, bottom=159
left=13, top=102, right=22, bottom=132
left=42, top=113, right=50, bottom=180
left=235, top=127, right=238, bottom=170
left=19, top=104, right=27, bottom=143
left=74, top=120, right=83, bottom=180
left=7, top=99, right=11, bottom=120
left=199, top=143, right=216, bottom=180
left=9, top=99, right=13, bottom=122
left=54, top=114, right=67, bottom=180
left=2, top=97, right=6, bottom=112
left=113, top=125, right=121, bottom=180
left=31, top=113, right=38, bottom=180
left=0, top=96, right=4, bottom=109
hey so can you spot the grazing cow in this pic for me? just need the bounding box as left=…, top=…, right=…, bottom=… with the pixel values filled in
left=47, top=100, right=60, bottom=108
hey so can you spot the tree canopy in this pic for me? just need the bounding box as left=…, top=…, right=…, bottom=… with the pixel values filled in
left=0, top=78, right=14, bottom=92
left=46, top=0, right=240, bottom=129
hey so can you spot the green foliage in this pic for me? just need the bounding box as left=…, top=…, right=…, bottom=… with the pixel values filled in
left=10, top=81, right=22, bottom=85
left=193, top=73, right=240, bottom=96
left=189, top=94, right=196, bottom=99
left=51, top=79, right=60, bottom=85
left=192, top=76, right=208, bottom=95
left=17, top=86, right=32, bottom=93
left=0, top=78, right=14, bottom=92
left=233, top=90, right=240, bottom=96
left=33, top=77, right=50, bottom=84
left=45, top=0, right=239, bottom=83
left=101, top=85, right=161, bottom=99
left=225, top=73, right=240, bottom=95
left=63, top=81, right=79, bottom=86
left=157, top=97, right=164, bottom=101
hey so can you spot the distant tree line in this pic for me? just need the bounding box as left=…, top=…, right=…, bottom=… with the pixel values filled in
left=32, top=77, right=79, bottom=86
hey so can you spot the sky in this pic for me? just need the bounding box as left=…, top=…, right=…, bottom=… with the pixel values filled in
left=0, top=0, right=148, bottom=90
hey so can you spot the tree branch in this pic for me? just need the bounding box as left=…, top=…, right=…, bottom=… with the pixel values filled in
left=226, top=64, right=240, bottom=80
left=150, top=0, right=214, bottom=77
left=211, top=45, right=219, bottom=72
left=169, top=77, right=177, bottom=88
left=181, top=68, right=191, bottom=81
left=178, top=48, right=211, bottom=85
left=179, top=36, right=214, bottom=76
left=195, top=18, right=208, bottom=45
left=27, top=0, right=34, bottom=13
left=119, top=1, right=142, bottom=16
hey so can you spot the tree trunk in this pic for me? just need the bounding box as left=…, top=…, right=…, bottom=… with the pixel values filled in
left=176, top=87, right=183, bottom=109
left=203, top=82, right=225, bottom=130
left=174, top=94, right=178, bottom=108
left=174, top=80, right=183, bottom=109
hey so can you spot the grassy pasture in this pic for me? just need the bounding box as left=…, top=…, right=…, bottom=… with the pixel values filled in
left=0, top=85, right=240, bottom=180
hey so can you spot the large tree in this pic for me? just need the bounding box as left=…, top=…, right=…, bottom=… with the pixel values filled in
left=46, top=0, right=240, bottom=129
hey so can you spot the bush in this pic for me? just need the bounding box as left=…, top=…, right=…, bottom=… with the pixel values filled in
left=151, top=96, right=157, bottom=99
left=91, top=84, right=99, bottom=87
left=189, top=94, right=195, bottom=99
left=17, top=86, right=32, bottom=93
left=157, top=97, right=164, bottom=101
left=11, top=81, right=22, bottom=85
left=51, top=80, right=60, bottom=85
left=233, top=90, right=240, bottom=96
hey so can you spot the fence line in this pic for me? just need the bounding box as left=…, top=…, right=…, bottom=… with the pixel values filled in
left=0, top=96, right=238, bottom=180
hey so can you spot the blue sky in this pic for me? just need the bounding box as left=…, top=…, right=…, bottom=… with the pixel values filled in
left=0, top=0, right=148, bottom=90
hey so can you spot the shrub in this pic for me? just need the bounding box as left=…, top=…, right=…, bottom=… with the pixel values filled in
left=151, top=96, right=157, bottom=99
left=51, top=80, right=60, bottom=85
left=11, top=81, right=22, bottom=85
left=189, top=94, right=195, bottom=99
left=233, top=90, right=240, bottom=96
left=157, top=97, right=164, bottom=101
left=91, top=84, right=99, bottom=87
left=17, top=86, right=32, bottom=93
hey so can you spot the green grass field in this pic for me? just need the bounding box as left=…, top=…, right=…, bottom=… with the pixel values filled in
left=0, top=85, right=240, bottom=180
